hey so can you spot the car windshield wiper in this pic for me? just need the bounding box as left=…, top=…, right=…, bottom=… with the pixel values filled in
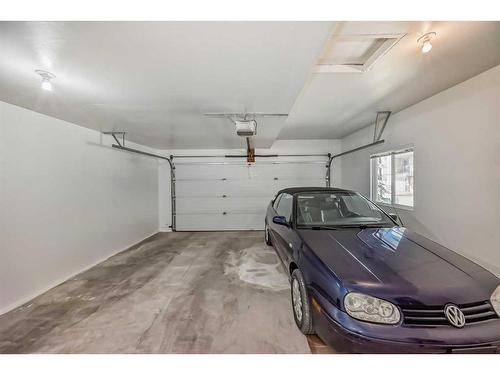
left=298, top=225, right=338, bottom=230
left=334, top=223, right=392, bottom=229
left=298, top=223, right=393, bottom=230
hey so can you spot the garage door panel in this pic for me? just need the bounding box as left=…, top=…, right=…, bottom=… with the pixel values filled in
left=176, top=213, right=264, bottom=231
left=176, top=179, right=277, bottom=197
left=176, top=178, right=326, bottom=198
left=174, top=159, right=328, bottom=231
left=175, top=163, right=327, bottom=181
left=176, top=164, right=254, bottom=180
left=255, top=164, right=326, bottom=179
left=176, top=197, right=272, bottom=213
left=273, top=178, right=326, bottom=190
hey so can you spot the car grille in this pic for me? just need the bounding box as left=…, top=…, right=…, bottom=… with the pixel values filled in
left=401, top=301, right=498, bottom=327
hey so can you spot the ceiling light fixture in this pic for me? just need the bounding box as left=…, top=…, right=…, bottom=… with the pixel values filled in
left=35, top=69, right=56, bottom=91
left=417, top=32, right=436, bottom=54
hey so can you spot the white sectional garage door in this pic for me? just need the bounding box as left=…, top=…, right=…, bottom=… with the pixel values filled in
left=175, top=158, right=328, bottom=231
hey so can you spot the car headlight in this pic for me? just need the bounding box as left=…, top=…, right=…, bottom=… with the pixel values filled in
left=491, top=285, right=500, bottom=316
left=344, top=292, right=401, bottom=324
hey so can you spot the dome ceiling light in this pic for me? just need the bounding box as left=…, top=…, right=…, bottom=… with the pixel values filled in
left=35, top=69, right=56, bottom=91
left=417, top=32, right=436, bottom=54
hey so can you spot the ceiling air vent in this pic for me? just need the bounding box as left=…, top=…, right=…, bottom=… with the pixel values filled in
left=315, top=33, right=405, bottom=73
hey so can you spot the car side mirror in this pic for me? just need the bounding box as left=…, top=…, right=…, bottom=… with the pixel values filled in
left=388, top=213, right=399, bottom=222
left=273, top=215, right=289, bottom=227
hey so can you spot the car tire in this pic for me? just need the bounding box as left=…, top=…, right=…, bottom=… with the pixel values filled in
left=291, top=269, right=315, bottom=335
left=264, top=223, right=272, bottom=246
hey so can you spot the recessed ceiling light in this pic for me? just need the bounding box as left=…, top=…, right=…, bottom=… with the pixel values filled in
left=417, top=32, right=436, bottom=54
left=35, top=69, right=56, bottom=91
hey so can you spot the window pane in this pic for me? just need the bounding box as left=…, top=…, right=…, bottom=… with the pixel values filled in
left=273, top=194, right=282, bottom=210
left=395, top=151, right=414, bottom=207
left=374, top=155, right=392, bottom=204
left=276, top=194, right=293, bottom=220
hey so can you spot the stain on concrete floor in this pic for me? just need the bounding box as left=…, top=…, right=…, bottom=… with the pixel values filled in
left=0, top=231, right=326, bottom=353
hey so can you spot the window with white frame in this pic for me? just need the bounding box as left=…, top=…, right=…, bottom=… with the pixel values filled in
left=371, top=148, right=414, bottom=208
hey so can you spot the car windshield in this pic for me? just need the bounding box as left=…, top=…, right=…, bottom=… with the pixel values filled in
left=296, top=191, right=394, bottom=227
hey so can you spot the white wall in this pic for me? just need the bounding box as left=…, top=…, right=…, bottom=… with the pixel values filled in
left=0, top=101, right=159, bottom=314
left=159, top=140, right=342, bottom=231
left=340, top=65, right=500, bottom=276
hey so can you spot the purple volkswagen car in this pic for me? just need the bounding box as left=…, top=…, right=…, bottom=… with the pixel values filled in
left=265, top=187, right=500, bottom=353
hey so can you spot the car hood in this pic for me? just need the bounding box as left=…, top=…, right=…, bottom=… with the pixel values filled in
left=298, top=227, right=499, bottom=306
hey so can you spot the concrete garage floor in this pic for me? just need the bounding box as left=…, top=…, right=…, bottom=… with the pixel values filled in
left=0, top=232, right=333, bottom=353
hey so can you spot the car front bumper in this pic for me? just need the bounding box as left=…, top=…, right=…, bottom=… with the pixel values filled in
left=310, top=290, right=500, bottom=354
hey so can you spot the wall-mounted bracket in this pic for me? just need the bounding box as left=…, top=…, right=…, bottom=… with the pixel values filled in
left=373, top=111, right=391, bottom=142
left=103, top=131, right=127, bottom=147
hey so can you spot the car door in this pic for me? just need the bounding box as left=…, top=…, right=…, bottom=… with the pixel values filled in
left=272, top=193, right=294, bottom=263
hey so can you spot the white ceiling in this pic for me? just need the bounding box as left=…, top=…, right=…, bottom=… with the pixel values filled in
left=0, top=21, right=331, bottom=149
left=281, top=21, right=500, bottom=139
left=0, top=21, right=499, bottom=149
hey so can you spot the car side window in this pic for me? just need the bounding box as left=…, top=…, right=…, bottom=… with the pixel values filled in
left=273, top=194, right=282, bottom=211
left=276, top=193, right=293, bottom=222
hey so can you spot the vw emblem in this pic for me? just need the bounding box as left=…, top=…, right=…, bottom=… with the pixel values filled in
left=444, top=304, right=466, bottom=328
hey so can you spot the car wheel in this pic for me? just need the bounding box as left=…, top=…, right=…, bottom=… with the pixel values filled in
left=291, top=269, right=315, bottom=335
left=264, top=223, right=272, bottom=246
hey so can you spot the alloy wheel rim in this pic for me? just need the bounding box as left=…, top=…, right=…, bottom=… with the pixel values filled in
left=265, top=225, right=269, bottom=242
left=292, top=279, right=303, bottom=322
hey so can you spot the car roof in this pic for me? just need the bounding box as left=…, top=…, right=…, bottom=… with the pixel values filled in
left=276, top=187, right=355, bottom=196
